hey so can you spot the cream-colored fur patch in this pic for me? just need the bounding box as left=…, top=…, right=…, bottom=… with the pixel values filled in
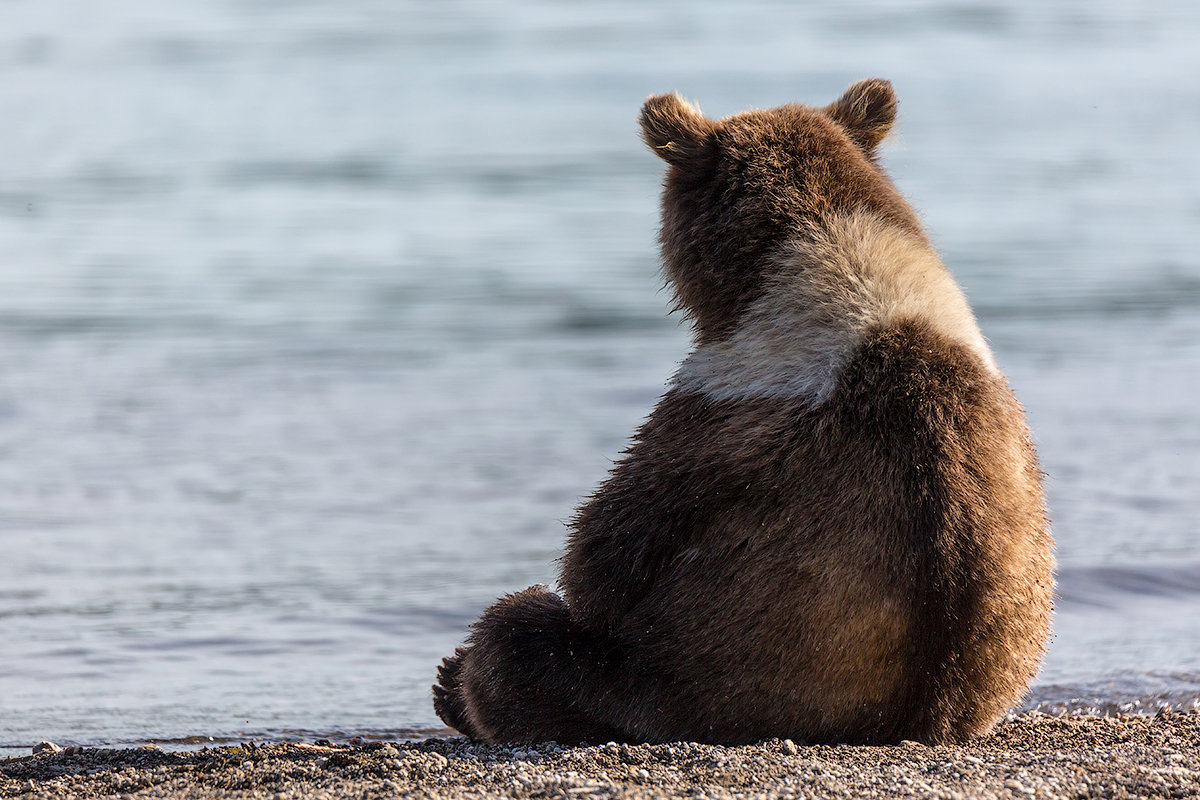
left=674, top=211, right=997, bottom=404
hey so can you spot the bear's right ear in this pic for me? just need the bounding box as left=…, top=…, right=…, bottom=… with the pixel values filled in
left=639, top=94, right=717, bottom=168
left=826, top=78, right=897, bottom=153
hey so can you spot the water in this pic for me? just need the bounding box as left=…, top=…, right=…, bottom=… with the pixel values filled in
left=1, top=0, right=1199, bottom=751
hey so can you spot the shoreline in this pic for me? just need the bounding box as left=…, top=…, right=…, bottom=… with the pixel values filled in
left=3, top=711, right=1197, bottom=799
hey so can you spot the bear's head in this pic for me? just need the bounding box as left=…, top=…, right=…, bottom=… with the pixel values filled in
left=639, top=79, right=924, bottom=343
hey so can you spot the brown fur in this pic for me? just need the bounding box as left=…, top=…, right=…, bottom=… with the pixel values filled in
left=433, top=79, right=1054, bottom=746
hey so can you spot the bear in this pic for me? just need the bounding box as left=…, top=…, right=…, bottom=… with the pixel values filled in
left=432, top=78, right=1054, bottom=747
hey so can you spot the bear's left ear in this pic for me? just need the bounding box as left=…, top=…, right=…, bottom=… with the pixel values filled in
left=826, top=78, right=897, bottom=153
left=639, top=93, right=717, bottom=168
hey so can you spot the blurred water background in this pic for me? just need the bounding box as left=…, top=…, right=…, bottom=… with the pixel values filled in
left=1, top=0, right=1199, bottom=751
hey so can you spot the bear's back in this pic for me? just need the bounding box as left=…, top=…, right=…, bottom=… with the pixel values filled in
left=597, top=318, right=1047, bottom=744
left=573, top=218, right=1051, bottom=743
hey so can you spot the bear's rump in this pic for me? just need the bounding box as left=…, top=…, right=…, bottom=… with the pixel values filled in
left=617, top=428, right=923, bottom=740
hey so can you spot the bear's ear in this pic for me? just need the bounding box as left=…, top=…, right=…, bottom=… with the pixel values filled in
left=826, top=78, right=897, bottom=153
left=639, top=93, right=717, bottom=168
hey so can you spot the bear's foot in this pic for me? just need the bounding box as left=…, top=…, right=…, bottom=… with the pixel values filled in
left=432, top=646, right=479, bottom=738
left=434, top=586, right=630, bottom=745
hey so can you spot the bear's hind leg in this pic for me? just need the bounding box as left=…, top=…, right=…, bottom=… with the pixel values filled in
left=448, top=586, right=629, bottom=745
left=432, top=647, right=482, bottom=739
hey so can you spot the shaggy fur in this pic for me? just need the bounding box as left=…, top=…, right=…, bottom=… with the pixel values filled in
left=433, top=79, right=1054, bottom=746
left=675, top=210, right=997, bottom=403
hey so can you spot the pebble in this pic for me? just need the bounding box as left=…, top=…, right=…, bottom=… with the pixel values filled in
left=5, top=714, right=1199, bottom=799
left=33, top=741, right=61, bottom=754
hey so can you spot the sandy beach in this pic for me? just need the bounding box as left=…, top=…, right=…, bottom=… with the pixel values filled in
left=3, top=711, right=1196, bottom=799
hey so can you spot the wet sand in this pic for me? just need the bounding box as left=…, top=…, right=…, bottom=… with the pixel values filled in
left=3, top=711, right=1196, bottom=799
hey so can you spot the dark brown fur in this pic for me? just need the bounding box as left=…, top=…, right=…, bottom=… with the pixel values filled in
left=433, top=80, right=1053, bottom=746
left=640, top=80, right=921, bottom=344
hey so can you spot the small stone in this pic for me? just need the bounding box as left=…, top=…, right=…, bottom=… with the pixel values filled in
left=63, top=746, right=83, bottom=756
left=782, top=739, right=798, bottom=755
left=33, top=741, right=61, bottom=754
left=636, top=768, right=650, bottom=780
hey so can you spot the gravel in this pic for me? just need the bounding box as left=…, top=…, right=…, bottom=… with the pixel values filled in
left=3, top=711, right=1198, bottom=799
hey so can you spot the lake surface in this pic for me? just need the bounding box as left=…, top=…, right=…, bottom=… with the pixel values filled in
left=2, top=0, right=1199, bottom=751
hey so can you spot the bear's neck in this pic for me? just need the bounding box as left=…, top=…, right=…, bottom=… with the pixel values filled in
left=672, top=210, right=997, bottom=405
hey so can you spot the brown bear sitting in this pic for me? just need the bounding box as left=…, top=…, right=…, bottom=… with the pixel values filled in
left=432, top=79, right=1054, bottom=746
